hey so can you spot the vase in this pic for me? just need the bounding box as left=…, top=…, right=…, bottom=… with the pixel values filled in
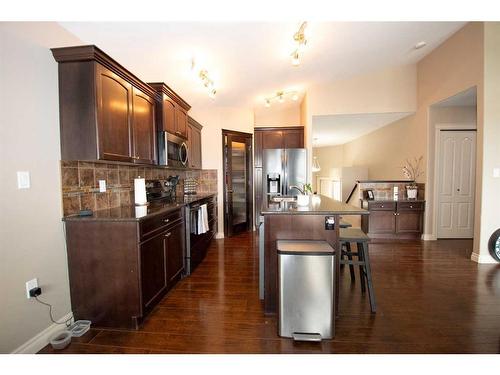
left=296, top=194, right=310, bottom=206
left=406, top=186, right=418, bottom=199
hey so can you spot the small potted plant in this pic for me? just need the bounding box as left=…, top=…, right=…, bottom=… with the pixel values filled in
left=402, top=156, right=423, bottom=199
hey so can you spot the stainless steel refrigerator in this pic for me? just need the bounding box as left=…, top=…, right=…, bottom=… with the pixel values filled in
left=262, top=148, right=307, bottom=197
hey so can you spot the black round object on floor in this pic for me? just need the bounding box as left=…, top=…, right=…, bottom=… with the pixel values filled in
left=488, top=228, right=500, bottom=262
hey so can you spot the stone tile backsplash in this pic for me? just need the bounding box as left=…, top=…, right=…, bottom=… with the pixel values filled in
left=358, top=181, right=425, bottom=201
left=61, top=161, right=217, bottom=216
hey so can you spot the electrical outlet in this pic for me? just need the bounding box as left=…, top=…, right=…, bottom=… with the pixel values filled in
left=17, top=171, right=31, bottom=189
left=25, top=278, right=38, bottom=299
left=99, top=180, right=106, bottom=192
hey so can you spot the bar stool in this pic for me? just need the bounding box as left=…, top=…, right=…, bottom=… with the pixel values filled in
left=339, top=228, right=376, bottom=313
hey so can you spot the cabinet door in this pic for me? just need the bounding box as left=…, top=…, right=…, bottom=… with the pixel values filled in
left=396, top=211, right=423, bottom=234
left=191, top=126, right=202, bottom=169
left=166, top=221, right=185, bottom=285
left=283, top=130, right=304, bottom=148
left=186, top=123, right=193, bottom=167
left=162, top=96, right=177, bottom=134
left=132, top=87, right=156, bottom=165
left=369, top=211, right=396, bottom=234
left=140, top=232, right=167, bottom=311
left=96, top=65, right=133, bottom=162
left=254, top=131, right=263, bottom=167
left=175, top=107, right=188, bottom=138
left=262, top=131, right=283, bottom=149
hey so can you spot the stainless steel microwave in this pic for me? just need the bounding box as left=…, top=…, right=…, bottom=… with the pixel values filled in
left=158, top=132, right=188, bottom=168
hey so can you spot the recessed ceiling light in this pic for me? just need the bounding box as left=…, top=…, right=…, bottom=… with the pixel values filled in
left=414, top=41, right=427, bottom=50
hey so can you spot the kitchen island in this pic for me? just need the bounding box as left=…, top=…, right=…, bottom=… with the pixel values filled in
left=260, top=194, right=368, bottom=315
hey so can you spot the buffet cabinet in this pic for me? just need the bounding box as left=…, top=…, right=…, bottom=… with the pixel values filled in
left=64, top=207, right=185, bottom=329
left=361, top=200, right=425, bottom=239
left=52, top=45, right=157, bottom=165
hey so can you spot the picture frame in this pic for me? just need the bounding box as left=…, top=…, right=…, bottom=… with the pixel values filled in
left=365, top=189, right=375, bottom=200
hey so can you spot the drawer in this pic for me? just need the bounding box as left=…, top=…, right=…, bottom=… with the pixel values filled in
left=140, top=208, right=183, bottom=240
left=397, top=201, right=424, bottom=211
left=368, top=201, right=396, bottom=211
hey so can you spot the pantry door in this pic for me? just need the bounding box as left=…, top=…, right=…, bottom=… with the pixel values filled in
left=437, top=130, right=476, bottom=238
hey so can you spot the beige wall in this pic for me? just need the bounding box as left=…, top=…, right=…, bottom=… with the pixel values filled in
left=254, top=103, right=301, bottom=127
left=417, top=22, right=484, bottom=251
left=312, top=145, right=344, bottom=191
left=0, top=23, right=83, bottom=353
left=478, top=22, right=500, bottom=263
left=189, top=106, right=254, bottom=236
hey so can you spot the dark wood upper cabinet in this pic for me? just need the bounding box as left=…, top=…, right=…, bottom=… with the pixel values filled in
left=284, top=129, right=304, bottom=148
left=52, top=45, right=158, bottom=164
left=262, top=131, right=284, bottom=149
left=148, top=82, right=191, bottom=140
left=188, top=116, right=203, bottom=169
left=132, top=87, right=156, bottom=164
left=96, top=65, right=133, bottom=162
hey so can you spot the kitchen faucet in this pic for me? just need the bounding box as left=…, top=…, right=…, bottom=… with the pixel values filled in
left=289, top=185, right=304, bottom=195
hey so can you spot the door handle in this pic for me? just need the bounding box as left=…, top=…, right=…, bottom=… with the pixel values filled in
left=164, top=232, right=171, bottom=238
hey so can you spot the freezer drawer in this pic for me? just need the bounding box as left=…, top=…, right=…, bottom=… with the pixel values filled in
left=278, top=240, right=335, bottom=340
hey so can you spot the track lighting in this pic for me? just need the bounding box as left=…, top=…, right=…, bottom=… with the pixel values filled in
left=191, top=59, right=217, bottom=99
left=263, top=90, right=300, bottom=107
left=290, top=21, right=308, bottom=67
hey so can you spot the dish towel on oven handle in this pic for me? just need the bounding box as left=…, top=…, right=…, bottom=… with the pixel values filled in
left=197, top=204, right=209, bottom=234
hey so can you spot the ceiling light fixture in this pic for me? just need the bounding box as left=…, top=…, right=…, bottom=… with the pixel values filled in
left=312, top=156, right=321, bottom=173
left=191, top=59, right=217, bottom=99
left=263, top=90, right=300, bottom=107
left=290, top=21, right=308, bottom=67
left=414, top=41, right=427, bottom=50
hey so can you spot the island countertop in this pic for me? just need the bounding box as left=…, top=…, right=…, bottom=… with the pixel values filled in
left=261, top=194, right=369, bottom=215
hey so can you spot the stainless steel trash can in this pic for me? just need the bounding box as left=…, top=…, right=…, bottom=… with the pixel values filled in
left=278, top=240, right=335, bottom=341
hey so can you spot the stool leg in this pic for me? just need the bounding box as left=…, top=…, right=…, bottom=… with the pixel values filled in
left=346, top=242, right=355, bottom=283
left=340, top=243, right=345, bottom=270
left=361, top=242, right=376, bottom=313
left=357, top=242, right=366, bottom=294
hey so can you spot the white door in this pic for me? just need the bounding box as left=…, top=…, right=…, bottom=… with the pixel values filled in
left=437, top=130, right=476, bottom=238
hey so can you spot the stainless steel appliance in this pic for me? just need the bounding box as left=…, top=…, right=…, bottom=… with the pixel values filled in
left=158, top=132, right=188, bottom=168
left=262, top=149, right=307, bottom=198
left=277, top=240, right=335, bottom=341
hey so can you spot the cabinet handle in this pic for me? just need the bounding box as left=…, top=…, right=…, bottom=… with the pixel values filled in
left=410, top=205, right=413, bottom=208
left=381, top=205, right=384, bottom=208
left=164, top=232, right=171, bottom=238
left=163, top=218, right=170, bottom=223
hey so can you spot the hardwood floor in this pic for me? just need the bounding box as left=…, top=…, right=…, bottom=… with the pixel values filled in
left=39, top=232, right=500, bottom=354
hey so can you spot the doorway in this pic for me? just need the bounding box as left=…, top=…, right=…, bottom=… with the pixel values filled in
left=222, top=129, right=253, bottom=237
left=436, top=129, right=476, bottom=238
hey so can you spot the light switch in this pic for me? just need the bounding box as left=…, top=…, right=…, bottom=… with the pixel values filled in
left=494, top=168, right=500, bottom=178
left=17, top=171, right=30, bottom=189
left=98, top=180, right=107, bottom=192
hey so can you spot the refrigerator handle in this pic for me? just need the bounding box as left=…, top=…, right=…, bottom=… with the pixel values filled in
left=283, top=149, right=287, bottom=196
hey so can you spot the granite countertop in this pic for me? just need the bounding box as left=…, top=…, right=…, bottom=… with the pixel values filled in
left=261, top=194, right=368, bottom=215
left=63, top=193, right=217, bottom=222
left=362, top=199, right=426, bottom=203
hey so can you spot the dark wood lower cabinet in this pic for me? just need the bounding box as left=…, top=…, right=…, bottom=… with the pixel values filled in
left=361, top=200, right=425, bottom=239
left=64, top=208, right=185, bottom=329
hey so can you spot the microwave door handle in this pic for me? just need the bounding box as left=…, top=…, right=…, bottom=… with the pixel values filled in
left=164, top=132, right=169, bottom=166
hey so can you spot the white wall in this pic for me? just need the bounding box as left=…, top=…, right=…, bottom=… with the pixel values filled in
left=189, top=106, right=254, bottom=236
left=0, top=23, right=82, bottom=353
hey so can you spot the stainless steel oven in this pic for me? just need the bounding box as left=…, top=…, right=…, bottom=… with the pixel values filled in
left=158, top=132, right=188, bottom=167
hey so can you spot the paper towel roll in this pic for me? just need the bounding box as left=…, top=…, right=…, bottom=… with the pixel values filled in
left=134, top=177, right=147, bottom=205
left=135, top=205, right=148, bottom=218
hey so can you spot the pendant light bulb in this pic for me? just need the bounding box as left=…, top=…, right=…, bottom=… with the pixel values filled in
left=291, top=92, right=299, bottom=101
left=312, top=156, right=321, bottom=173
left=278, top=94, right=285, bottom=103
left=265, top=99, right=271, bottom=108
left=208, top=88, right=216, bottom=99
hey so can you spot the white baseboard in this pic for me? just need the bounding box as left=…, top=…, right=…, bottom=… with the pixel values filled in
left=11, top=312, right=73, bottom=354
left=215, top=232, right=224, bottom=239
left=470, top=252, right=497, bottom=264
left=421, top=234, right=437, bottom=241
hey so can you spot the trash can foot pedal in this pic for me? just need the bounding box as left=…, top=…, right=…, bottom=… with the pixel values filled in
left=292, top=332, right=322, bottom=342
